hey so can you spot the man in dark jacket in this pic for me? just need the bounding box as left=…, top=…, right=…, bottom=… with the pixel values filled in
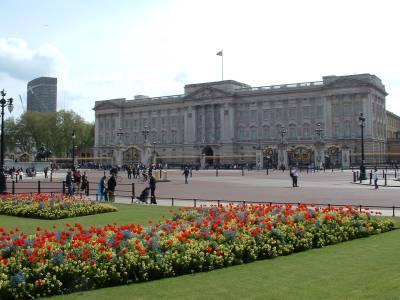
left=183, top=167, right=190, bottom=184
left=149, top=174, right=157, bottom=204
left=107, top=174, right=117, bottom=202
left=65, top=171, right=73, bottom=195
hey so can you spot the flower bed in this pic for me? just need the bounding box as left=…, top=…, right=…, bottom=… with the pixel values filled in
left=0, top=204, right=394, bottom=299
left=0, top=194, right=117, bottom=219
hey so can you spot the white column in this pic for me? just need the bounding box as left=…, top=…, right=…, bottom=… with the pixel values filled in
left=184, top=107, right=189, bottom=143
left=220, top=105, right=225, bottom=141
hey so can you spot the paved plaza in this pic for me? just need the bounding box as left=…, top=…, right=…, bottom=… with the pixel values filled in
left=9, top=168, right=400, bottom=212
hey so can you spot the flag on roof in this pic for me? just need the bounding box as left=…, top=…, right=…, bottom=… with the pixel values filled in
left=216, top=50, right=223, bottom=56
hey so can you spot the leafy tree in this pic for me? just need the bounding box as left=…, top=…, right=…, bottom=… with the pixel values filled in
left=4, top=110, right=94, bottom=158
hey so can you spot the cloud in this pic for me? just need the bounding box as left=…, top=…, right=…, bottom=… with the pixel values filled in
left=0, top=38, right=66, bottom=81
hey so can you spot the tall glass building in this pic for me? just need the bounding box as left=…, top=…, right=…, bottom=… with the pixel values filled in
left=27, top=77, right=57, bottom=112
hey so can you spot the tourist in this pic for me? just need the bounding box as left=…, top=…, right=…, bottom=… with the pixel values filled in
left=44, top=167, right=48, bottom=179
left=183, top=167, right=189, bottom=184
left=293, top=167, right=299, bottom=187
left=149, top=174, right=157, bottom=204
left=290, top=166, right=295, bottom=187
left=65, top=171, right=73, bottom=195
left=127, top=165, right=132, bottom=179
left=107, top=173, right=117, bottom=202
left=373, top=167, right=379, bottom=189
left=98, top=175, right=107, bottom=202
left=81, top=171, right=89, bottom=195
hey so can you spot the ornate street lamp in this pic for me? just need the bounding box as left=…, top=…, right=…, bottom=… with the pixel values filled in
left=359, top=113, right=366, bottom=180
left=0, top=89, right=14, bottom=193
left=315, top=123, right=324, bottom=141
left=71, top=130, right=76, bottom=170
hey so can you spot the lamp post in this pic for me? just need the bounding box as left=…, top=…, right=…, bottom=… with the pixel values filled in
left=359, top=113, right=366, bottom=180
left=71, top=130, right=76, bottom=170
left=0, top=89, right=14, bottom=193
left=315, top=123, right=324, bottom=141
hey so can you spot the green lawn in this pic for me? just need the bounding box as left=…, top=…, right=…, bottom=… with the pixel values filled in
left=1, top=205, right=399, bottom=300
left=0, top=204, right=177, bottom=233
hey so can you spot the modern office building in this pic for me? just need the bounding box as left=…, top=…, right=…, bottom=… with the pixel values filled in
left=27, top=77, right=57, bottom=112
left=94, top=73, right=396, bottom=168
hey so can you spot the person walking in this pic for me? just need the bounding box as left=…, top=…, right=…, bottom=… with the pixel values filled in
left=127, top=165, right=132, bottom=179
left=373, top=167, right=379, bottom=189
left=149, top=174, right=157, bottom=204
left=81, top=171, right=89, bottom=195
left=65, top=171, right=74, bottom=195
left=290, top=166, right=295, bottom=187
left=107, top=173, right=117, bottom=202
left=183, top=167, right=190, bottom=184
left=44, top=167, right=48, bottom=179
left=293, top=167, right=299, bottom=187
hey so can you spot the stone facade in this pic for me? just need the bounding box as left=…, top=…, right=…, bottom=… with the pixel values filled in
left=94, top=74, right=392, bottom=168
left=386, top=111, right=400, bottom=162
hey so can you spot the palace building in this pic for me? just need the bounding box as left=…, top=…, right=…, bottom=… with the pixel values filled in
left=94, top=73, right=394, bottom=168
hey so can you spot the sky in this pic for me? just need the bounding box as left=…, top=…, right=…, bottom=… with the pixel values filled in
left=0, top=0, right=399, bottom=122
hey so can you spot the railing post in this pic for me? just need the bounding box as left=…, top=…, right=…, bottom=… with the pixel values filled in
left=385, top=174, right=387, bottom=186
left=62, top=180, right=66, bottom=194
left=12, top=180, right=15, bottom=194
left=369, top=171, right=372, bottom=185
left=172, top=197, right=174, bottom=207
left=395, top=168, right=397, bottom=178
left=194, top=199, right=197, bottom=208
left=38, top=180, right=41, bottom=194
left=353, top=172, right=356, bottom=182
left=15, top=174, right=18, bottom=183
left=393, top=206, right=395, bottom=217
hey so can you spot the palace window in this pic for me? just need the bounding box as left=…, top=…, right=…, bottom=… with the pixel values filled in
left=250, top=110, right=257, bottom=122
left=303, top=124, right=310, bottom=138
left=289, top=125, right=296, bottom=139
left=263, top=126, right=270, bottom=139
left=250, top=127, right=257, bottom=140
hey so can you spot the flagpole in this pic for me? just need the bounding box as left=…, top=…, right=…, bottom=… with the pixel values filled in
left=221, top=51, right=224, bottom=81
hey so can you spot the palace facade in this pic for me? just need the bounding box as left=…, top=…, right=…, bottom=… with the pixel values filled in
left=94, top=73, right=392, bottom=168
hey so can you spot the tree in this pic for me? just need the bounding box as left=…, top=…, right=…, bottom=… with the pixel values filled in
left=4, top=110, right=94, bottom=159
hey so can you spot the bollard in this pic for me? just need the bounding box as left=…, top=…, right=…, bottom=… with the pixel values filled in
left=395, top=168, right=397, bottom=178
left=38, top=180, right=41, bottom=194
left=62, top=181, right=66, bottom=194
left=15, top=174, right=18, bottom=183
left=393, top=206, right=395, bottom=217
left=194, top=199, right=197, bottom=208
left=353, top=171, right=356, bottom=182
left=12, top=181, right=15, bottom=194
left=369, top=171, right=372, bottom=185
left=385, top=174, right=387, bottom=186
left=172, top=197, right=175, bottom=207
left=356, top=171, right=359, bottom=181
